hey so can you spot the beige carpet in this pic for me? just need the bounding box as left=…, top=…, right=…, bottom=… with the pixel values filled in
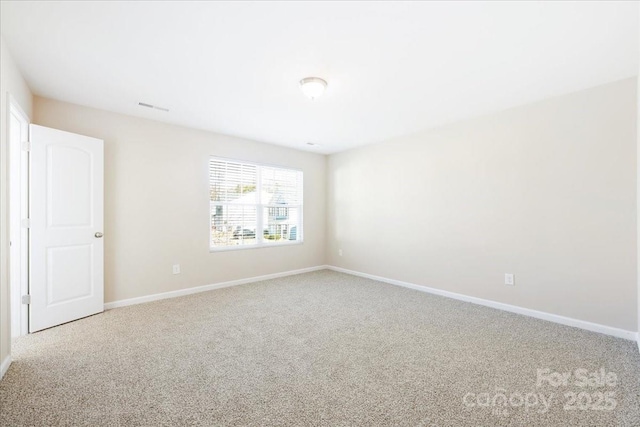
left=1, top=270, right=639, bottom=426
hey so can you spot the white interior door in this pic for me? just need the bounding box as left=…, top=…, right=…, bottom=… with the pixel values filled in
left=30, top=124, right=104, bottom=332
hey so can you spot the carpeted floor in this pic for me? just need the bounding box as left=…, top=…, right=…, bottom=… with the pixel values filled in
left=1, top=270, right=639, bottom=426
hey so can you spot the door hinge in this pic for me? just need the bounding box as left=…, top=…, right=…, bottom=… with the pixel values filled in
left=22, top=295, right=31, bottom=305
left=21, top=218, right=30, bottom=229
left=22, top=140, right=31, bottom=152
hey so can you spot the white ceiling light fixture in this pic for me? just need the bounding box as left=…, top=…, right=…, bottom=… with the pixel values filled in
left=299, top=77, right=327, bottom=100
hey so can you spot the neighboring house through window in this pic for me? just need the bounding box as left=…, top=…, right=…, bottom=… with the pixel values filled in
left=209, top=158, right=303, bottom=249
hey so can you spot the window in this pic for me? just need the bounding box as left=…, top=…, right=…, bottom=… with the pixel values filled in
left=209, top=158, right=303, bottom=250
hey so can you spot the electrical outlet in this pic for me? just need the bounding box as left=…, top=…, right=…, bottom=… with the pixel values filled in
left=505, top=273, right=514, bottom=286
left=338, top=249, right=343, bottom=257
left=173, top=264, right=181, bottom=275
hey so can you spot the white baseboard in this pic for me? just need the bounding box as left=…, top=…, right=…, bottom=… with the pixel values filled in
left=103, top=264, right=638, bottom=346
left=0, top=355, right=11, bottom=381
left=327, top=265, right=638, bottom=342
left=104, top=265, right=328, bottom=310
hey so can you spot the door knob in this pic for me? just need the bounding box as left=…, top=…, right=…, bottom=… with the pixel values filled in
left=95, top=232, right=104, bottom=238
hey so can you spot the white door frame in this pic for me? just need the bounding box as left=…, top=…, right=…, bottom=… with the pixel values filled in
left=8, top=94, right=29, bottom=337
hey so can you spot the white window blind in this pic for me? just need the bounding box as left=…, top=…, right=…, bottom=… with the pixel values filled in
left=210, top=158, right=303, bottom=249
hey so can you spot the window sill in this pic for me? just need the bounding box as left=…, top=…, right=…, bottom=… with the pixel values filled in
left=209, top=240, right=304, bottom=253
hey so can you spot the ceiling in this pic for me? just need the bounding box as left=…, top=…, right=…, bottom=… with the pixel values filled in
left=1, top=1, right=638, bottom=154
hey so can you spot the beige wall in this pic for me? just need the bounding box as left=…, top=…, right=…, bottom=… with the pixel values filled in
left=1, top=37, right=33, bottom=367
left=33, top=97, right=326, bottom=304
left=327, top=78, right=638, bottom=332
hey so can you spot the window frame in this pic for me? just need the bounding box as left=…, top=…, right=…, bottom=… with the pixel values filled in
left=209, top=156, right=304, bottom=252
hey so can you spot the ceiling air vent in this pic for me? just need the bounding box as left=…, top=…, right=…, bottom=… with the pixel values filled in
left=138, top=102, right=169, bottom=112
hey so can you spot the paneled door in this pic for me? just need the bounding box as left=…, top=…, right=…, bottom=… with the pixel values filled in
left=29, top=125, right=104, bottom=332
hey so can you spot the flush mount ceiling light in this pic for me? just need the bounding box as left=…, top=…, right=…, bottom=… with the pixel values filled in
left=299, top=77, right=327, bottom=100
